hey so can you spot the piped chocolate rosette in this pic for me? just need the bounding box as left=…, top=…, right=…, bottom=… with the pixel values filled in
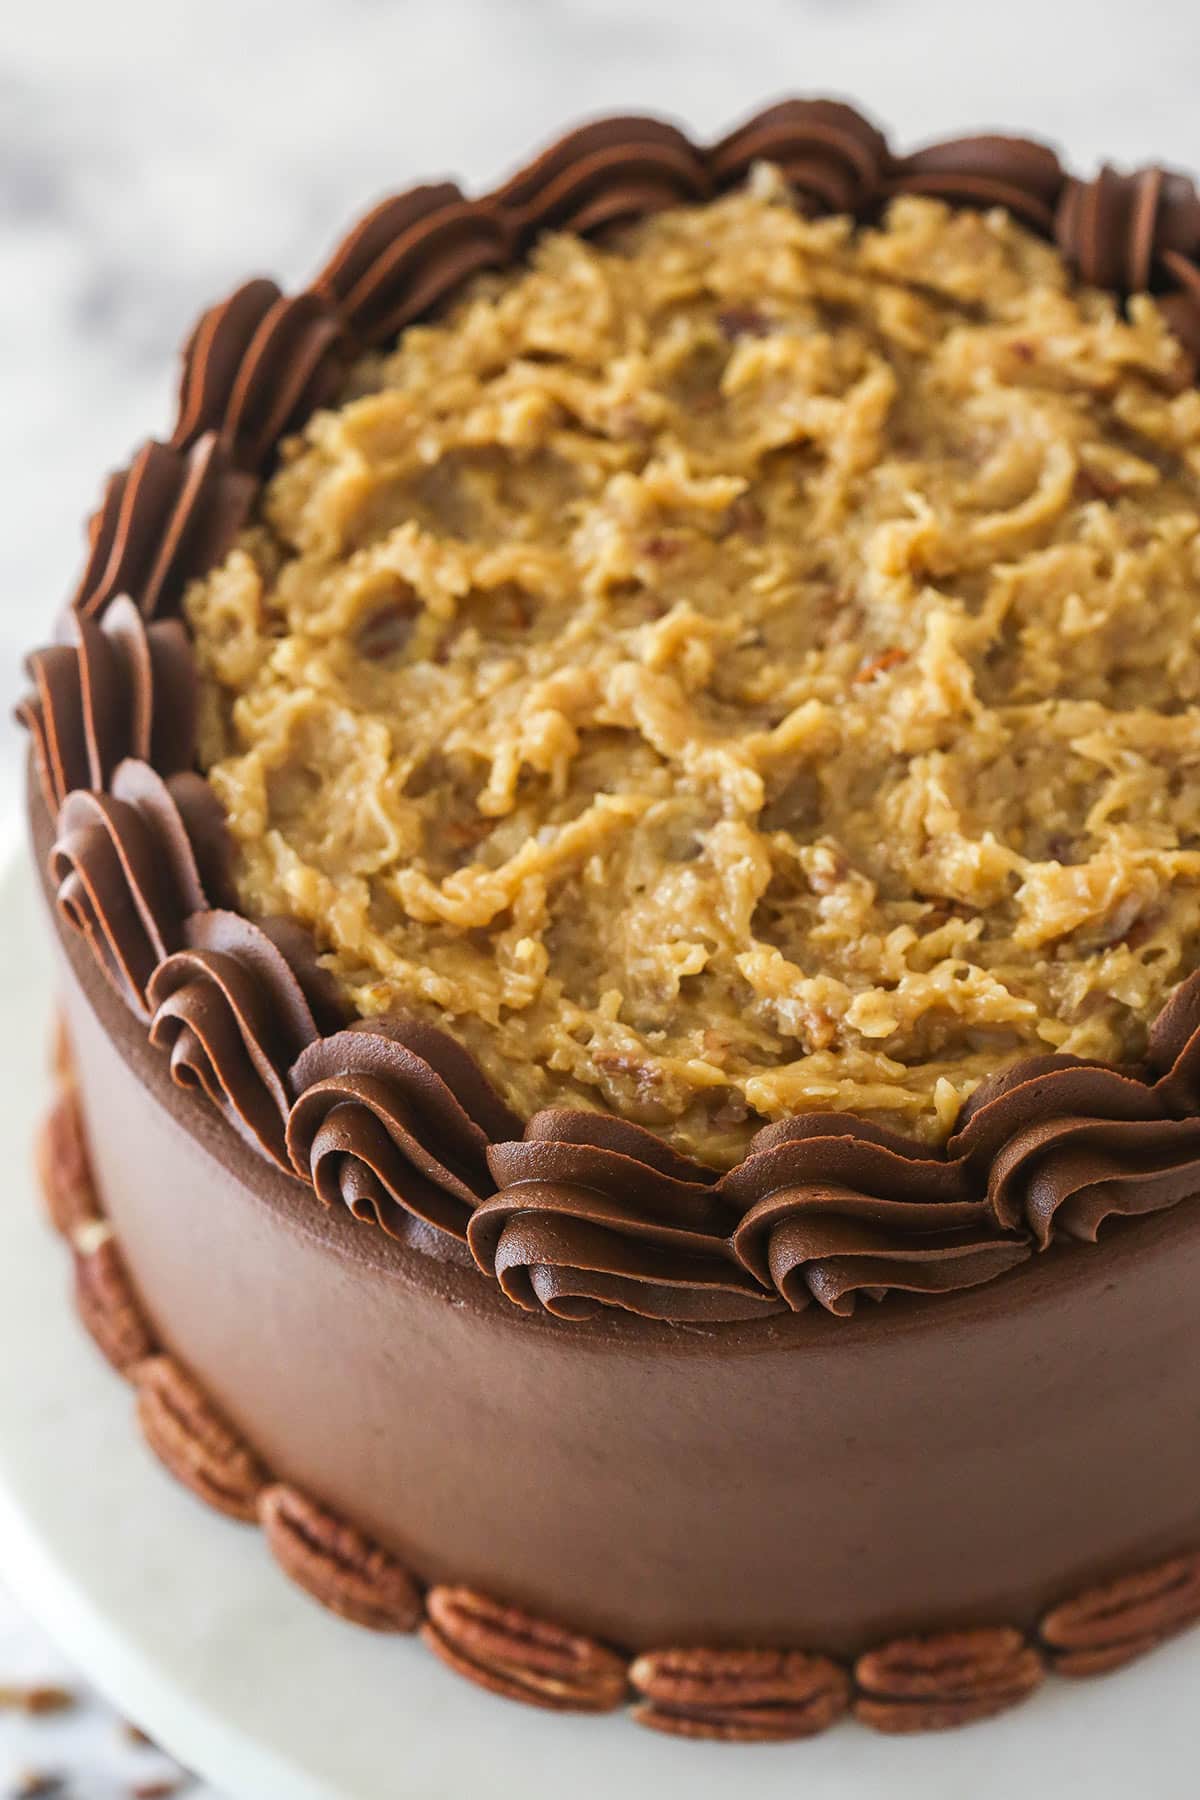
left=21, top=99, right=1200, bottom=1325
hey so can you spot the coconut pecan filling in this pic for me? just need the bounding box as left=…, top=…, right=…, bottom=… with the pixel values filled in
left=186, top=173, right=1200, bottom=1164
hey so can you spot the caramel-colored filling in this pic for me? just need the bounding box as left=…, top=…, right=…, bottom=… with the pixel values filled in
left=187, top=173, right=1200, bottom=1163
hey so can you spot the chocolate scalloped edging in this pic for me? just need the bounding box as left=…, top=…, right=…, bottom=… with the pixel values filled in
left=38, top=1041, right=1200, bottom=1738
left=19, top=100, right=1200, bottom=1326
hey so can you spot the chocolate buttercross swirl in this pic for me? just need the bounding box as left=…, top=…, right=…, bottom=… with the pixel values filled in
left=70, top=434, right=256, bottom=621
left=49, top=760, right=227, bottom=1020
left=475, top=1111, right=781, bottom=1323
left=950, top=1057, right=1200, bottom=1245
left=287, top=1015, right=520, bottom=1243
left=724, top=1116, right=1027, bottom=1316
left=492, top=116, right=711, bottom=244
left=708, top=99, right=890, bottom=215
left=1143, top=968, right=1200, bottom=1107
left=172, top=279, right=347, bottom=474
left=1158, top=256, right=1200, bottom=359
left=310, top=185, right=515, bottom=347
left=1056, top=164, right=1200, bottom=292
left=886, top=134, right=1064, bottom=233
left=148, top=910, right=325, bottom=1173
left=18, top=596, right=195, bottom=816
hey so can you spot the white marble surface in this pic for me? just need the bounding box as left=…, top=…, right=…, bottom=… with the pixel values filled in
left=3, top=0, right=1200, bottom=1790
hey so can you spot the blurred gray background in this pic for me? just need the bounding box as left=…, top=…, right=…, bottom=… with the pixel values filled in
left=2, top=0, right=1199, bottom=1788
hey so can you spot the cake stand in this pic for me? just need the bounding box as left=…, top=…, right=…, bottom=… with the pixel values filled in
left=0, top=851, right=1196, bottom=1800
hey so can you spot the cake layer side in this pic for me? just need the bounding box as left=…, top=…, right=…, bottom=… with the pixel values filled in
left=38, top=795, right=1200, bottom=1658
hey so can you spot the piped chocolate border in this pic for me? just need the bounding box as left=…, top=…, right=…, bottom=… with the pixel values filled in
left=20, top=100, right=1200, bottom=1327
left=40, top=1038, right=1200, bottom=1739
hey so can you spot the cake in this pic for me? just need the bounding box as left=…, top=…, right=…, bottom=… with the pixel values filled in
left=21, top=101, right=1200, bottom=1740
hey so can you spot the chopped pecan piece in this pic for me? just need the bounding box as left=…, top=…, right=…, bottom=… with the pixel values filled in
left=1040, top=1552, right=1200, bottom=1675
left=72, top=1225, right=154, bottom=1377
left=354, top=598, right=415, bottom=660
left=9, top=1771, right=66, bottom=1798
left=258, top=1485, right=422, bottom=1632
left=854, top=1626, right=1044, bottom=1732
left=853, top=646, right=908, bottom=684
left=134, top=1356, right=266, bottom=1522
left=0, top=1684, right=74, bottom=1716
left=421, top=1586, right=628, bottom=1712
left=717, top=306, right=773, bottom=340
left=630, top=1646, right=850, bottom=1742
left=719, top=495, right=765, bottom=538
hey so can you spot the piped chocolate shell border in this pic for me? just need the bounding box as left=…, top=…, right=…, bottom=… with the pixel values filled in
left=19, top=99, right=1200, bottom=1328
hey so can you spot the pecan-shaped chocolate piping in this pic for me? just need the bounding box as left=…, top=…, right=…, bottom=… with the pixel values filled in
left=258, top=1485, right=422, bottom=1632
left=1056, top=165, right=1200, bottom=293
left=708, top=99, right=890, bottom=216
left=950, top=1058, right=1200, bottom=1246
left=18, top=596, right=196, bottom=816
left=491, top=117, right=711, bottom=246
left=71, top=1219, right=155, bottom=1377
left=630, top=1647, right=850, bottom=1742
left=49, top=759, right=227, bottom=1020
left=886, top=135, right=1064, bottom=233
left=148, top=910, right=323, bottom=1173
left=310, top=185, right=514, bottom=347
left=70, top=433, right=256, bottom=621
left=725, top=1116, right=1027, bottom=1316
left=421, top=1586, right=628, bottom=1712
left=853, top=1627, right=1045, bottom=1732
left=474, top=1111, right=781, bottom=1323
left=172, top=280, right=347, bottom=473
left=133, top=1355, right=267, bottom=1522
left=1040, top=1552, right=1200, bottom=1675
left=287, top=1016, right=519, bottom=1244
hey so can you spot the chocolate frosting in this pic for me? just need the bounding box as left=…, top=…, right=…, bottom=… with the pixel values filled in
left=172, top=280, right=347, bottom=474
left=724, top=1116, right=1029, bottom=1316
left=287, top=1017, right=521, bottom=1246
left=709, top=99, right=890, bottom=214
left=311, top=186, right=516, bottom=348
left=491, top=117, right=711, bottom=243
left=18, top=596, right=196, bottom=816
left=71, top=435, right=256, bottom=621
left=477, top=1113, right=781, bottom=1322
left=1056, top=166, right=1200, bottom=293
left=1159, top=257, right=1200, bottom=360
left=887, top=135, right=1064, bottom=232
left=22, top=100, right=1200, bottom=1326
left=49, top=760, right=224, bottom=1020
left=148, top=909, right=323, bottom=1173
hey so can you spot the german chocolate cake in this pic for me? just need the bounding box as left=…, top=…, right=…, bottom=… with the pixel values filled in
left=22, top=100, right=1200, bottom=1739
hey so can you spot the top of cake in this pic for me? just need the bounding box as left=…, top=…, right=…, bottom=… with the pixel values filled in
left=184, top=168, right=1200, bottom=1168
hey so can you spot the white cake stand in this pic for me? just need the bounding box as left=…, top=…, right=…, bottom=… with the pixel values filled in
left=0, top=851, right=1196, bottom=1800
